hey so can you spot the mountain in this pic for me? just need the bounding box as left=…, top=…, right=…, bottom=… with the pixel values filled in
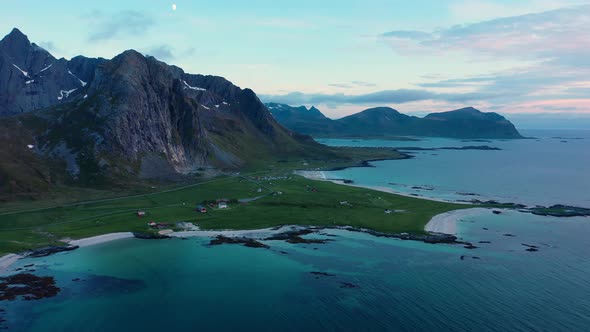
left=0, top=28, right=105, bottom=116
left=267, top=103, right=523, bottom=139
left=0, top=28, right=327, bottom=196
left=266, top=102, right=339, bottom=134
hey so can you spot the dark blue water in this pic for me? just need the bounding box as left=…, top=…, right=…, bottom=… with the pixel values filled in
left=319, top=130, right=590, bottom=207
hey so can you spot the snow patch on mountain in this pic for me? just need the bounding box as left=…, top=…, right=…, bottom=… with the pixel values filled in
left=182, top=80, right=206, bottom=91
left=68, top=70, right=87, bottom=87
left=57, top=89, right=78, bottom=100
left=12, top=64, right=29, bottom=78
left=39, top=63, right=53, bottom=73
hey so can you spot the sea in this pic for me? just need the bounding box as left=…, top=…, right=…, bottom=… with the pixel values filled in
left=3, top=129, right=590, bottom=332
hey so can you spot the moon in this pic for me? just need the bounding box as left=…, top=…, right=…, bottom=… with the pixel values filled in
left=172, top=4, right=177, bottom=11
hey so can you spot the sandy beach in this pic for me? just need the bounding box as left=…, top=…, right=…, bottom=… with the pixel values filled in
left=0, top=254, right=24, bottom=274
left=424, top=208, right=491, bottom=235
left=66, top=232, right=135, bottom=247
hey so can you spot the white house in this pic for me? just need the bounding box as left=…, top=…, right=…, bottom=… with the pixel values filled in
left=218, top=202, right=228, bottom=209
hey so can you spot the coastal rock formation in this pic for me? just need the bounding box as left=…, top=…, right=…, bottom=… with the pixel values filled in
left=530, top=205, right=590, bottom=217
left=26, top=245, right=78, bottom=258
left=133, top=232, right=171, bottom=240
left=265, top=228, right=333, bottom=244
left=209, top=236, right=270, bottom=248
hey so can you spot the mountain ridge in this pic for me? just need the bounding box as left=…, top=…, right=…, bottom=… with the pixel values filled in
left=0, top=28, right=328, bottom=197
left=267, top=103, right=523, bottom=139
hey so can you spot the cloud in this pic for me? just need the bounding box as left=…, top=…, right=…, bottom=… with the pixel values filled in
left=447, top=0, right=588, bottom=22
left=260, top=88, right=509, bottom=106
left=328, top=81, right=377, bottom=89
left=328, top=83, right=353, bottom=89
left=145, top=44, right=175, bottom=61
left=86, top=10, right=155, bottom=42
left=380, top=4, right=590, bottom=64
left=351, top=81, right=377, bottom=87
left=381, top=30, right=431, bottom=39
left=367, top=4, right=590, bottom=114
left=38, top=41, right=59, bottom=52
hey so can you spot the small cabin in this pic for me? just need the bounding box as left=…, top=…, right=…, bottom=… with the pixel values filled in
left=196, top=205, right=207, bottom=213
left=137, top=211, right=146, bottom=217
left=148, top=221, right=157, bottom=228
left=218, top=202, right=228, bottom=209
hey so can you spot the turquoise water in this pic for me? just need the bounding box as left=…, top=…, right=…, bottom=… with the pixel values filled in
left=3, top=129, right=590, bottom=331
left=4, top=214, right=590, bottom=332
left=319, top=130, right=590, bottom=207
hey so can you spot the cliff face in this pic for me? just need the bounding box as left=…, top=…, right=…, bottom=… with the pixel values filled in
left=267, top=103, right=523, bottom=139
left=0, top=29, right=321, bottom=190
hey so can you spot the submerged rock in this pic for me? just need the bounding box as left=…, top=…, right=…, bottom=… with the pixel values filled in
left=464, top=243, right=478, bottom=249
left=265, top=228, right=333, bottom=245
left=310, top=272, right=336, bottom=277
left=339, top=282, right=360, bottom=289
left=0, top=274, right=60, bottom=301
left=209, top=236, right=270, bottom=249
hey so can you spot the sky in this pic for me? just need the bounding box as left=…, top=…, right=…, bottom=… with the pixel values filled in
left=2, top=0, right=590, bottom=128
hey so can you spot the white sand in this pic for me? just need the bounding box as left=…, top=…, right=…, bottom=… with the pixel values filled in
left=66, top=232, right=135, bottom=247
left=0, top=254, right=23, bottom=274
left=425, top=208, right=490, bottom=235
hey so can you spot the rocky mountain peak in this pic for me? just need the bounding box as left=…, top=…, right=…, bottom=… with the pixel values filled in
left=1, top=28, right=30, bottom=50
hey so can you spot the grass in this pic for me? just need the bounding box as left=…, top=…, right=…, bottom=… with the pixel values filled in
left=0, top=174, right=469, bottom=256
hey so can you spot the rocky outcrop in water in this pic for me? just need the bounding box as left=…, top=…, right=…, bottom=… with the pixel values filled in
left=209, top=236, right=270, bottom=248
left=0, top=273, right=60, bottom=301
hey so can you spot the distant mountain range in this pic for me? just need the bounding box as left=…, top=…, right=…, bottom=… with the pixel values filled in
left=0, top=28, right=325, bottom=195
left=266, top=103, right=523, bottom=139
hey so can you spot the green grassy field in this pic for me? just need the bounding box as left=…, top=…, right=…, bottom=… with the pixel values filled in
left=0, top=174, right=469, bottom=256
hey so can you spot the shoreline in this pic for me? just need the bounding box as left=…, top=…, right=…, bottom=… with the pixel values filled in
left=64, top=232, right=135, bottom=247
left=0, top=173, right=489, bottom=272
left=0, top=254, right=24, bottom=274
left=0, top=226, right=307, bottom=272
left=424, top=208, right=491, bottom=235
left=296, top=170, right=472, bottom=205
